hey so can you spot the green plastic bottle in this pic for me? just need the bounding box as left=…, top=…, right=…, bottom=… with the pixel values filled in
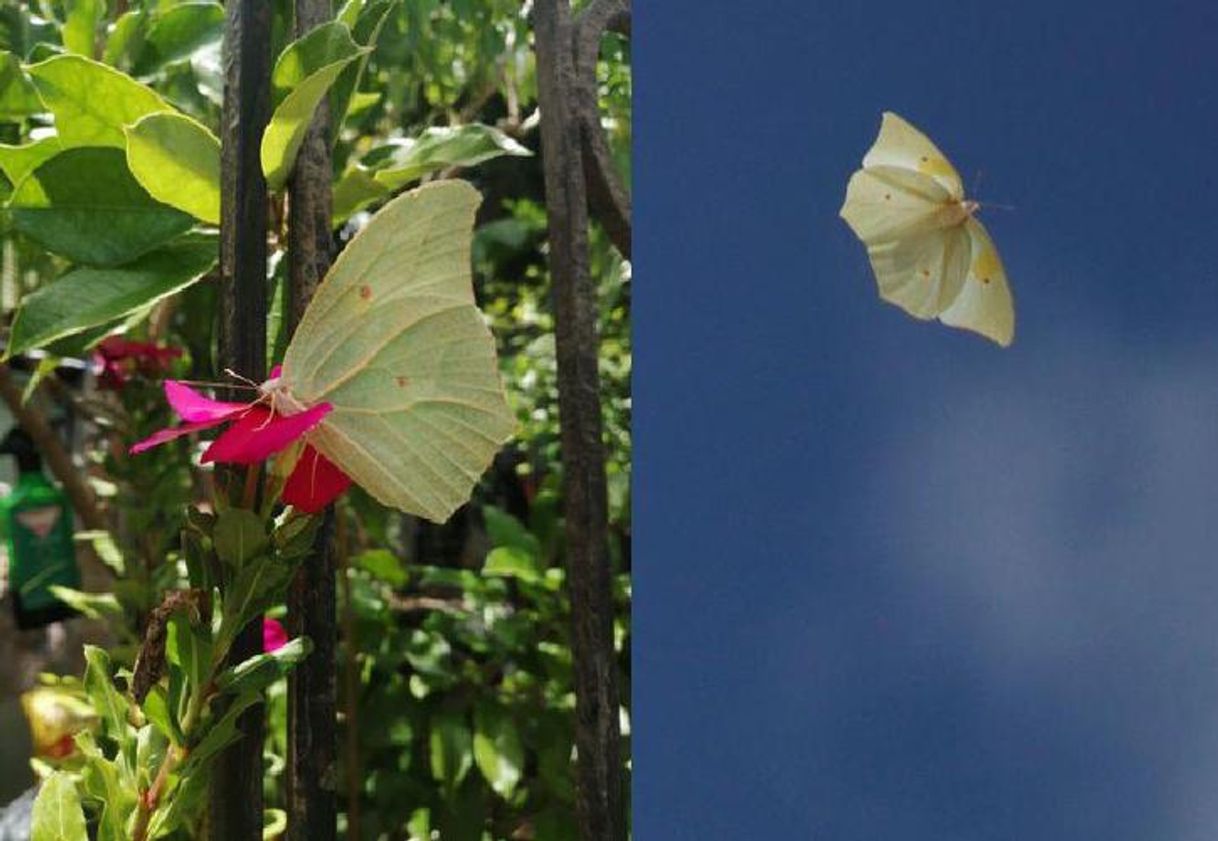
left=0, top=427, right=80, bottom=629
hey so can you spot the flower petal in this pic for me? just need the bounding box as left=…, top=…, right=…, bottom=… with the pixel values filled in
left=282, top=445, right=352, bottom=512
left=165, top=380, right=249, bottom=423
left=262, top=617, right=288, bottom=653
left=201, top=403, right=332, bottom=464
left=129, top=416, right=229, bottom=454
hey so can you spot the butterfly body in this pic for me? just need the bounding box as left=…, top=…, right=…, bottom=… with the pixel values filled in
left=840, top=112, right=1014, bottom=346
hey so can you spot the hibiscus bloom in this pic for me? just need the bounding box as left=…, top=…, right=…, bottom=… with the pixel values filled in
left=129, top=373, right=351, bottom=512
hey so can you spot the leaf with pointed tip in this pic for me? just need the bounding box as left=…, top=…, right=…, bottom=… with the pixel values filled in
left=7, top=238, right=216, bottom=357
left=26, top=54, right=169, bottom=148
left=125, top=111, right=221, bottom=223
left=262, top=37, right=368, bottom=191
left=30, top=772, right=87, bottom=841
left=366, top=125, right=532, bottom=191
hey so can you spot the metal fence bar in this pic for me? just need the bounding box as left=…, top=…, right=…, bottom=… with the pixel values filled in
left=285, top=1, right=339, bottom=839
left=210, top=1, right=272, bottom=837
left=534, top=1, right=630, bottom=838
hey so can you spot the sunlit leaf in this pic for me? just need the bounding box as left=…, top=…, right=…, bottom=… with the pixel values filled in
left=473, top=702, right=524, bottom=799
left=125, top=111, right=220, bottom=223
left=261, top=26, right=368, bottom=190
left=30, top=771, right=87, bottom=841
left=26, top=54, right=169, bottom=148
left=366, top=124, right=532, bottom=191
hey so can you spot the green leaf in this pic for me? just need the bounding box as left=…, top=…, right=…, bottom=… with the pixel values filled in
left=328, top=0, right=397, bottom=144
left=184, top=690, right=260, bottom=768
left=131, top=2, right=224, bottom=75
left=473, top=702, right=524, bottom=799
left=429, top=712, right=473, bottom=796
left=75, top=734, right=136, bottom=841
left=7, top=238, right=216, bottom=356
left=102, top=11, right=147, bottom=69
left=125, top=112, right=221, bottom=224
left=166, top=613, right=212, bottom=696
left=331, top=164, right=388, bottom=225
left=61, top=0, right=102, bottom=57
left=141, top=685, right=184, bottom=746
left=483, top=546, right=541, bottom=583
left=82, top=645, right=130, bottom=740
left=214, top=636, right=311, bottom=698
left=213, top=509, right=269, bottom=567
left=0, top=138, right=61, bottom=192
left=26, top=54, right=170, bottom=148
left=354, top=548, right=407, bottom=586
left=0, top=52, right=42, bottom=118
left=262, top=37, right=369, bottom=191
left=367, top=125, right=532, bottom=191
left=74, top=530, right=125, bottom=575
left=46, top=586, right=124, bottom=623
left=271, top=21, right=362, bottom=102
left=7, top=146, right=195, bottom=266
left=483, top=505, right=541, bottom=557
left=30, top=771, right=87, bottom=841
left=218, top=554, right=303, bottom=655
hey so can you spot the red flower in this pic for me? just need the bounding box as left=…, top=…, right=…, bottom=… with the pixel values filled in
left=262, top=617, right=289, bottom=653
left=93, top=337, right=183, bottom=390
left=129, top=378, right=351, bottom=512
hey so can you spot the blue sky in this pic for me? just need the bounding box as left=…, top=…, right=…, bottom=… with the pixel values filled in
left=636, top=1, right=1218, bottom=838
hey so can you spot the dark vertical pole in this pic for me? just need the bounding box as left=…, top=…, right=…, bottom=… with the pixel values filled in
left=285, top=2, right=337, bottom=839
left=211, top=1, right=271, bottom=839
left=534, top=3, right=625, bottom=840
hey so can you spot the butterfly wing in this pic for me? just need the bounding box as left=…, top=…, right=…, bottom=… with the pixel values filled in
left=282, top=180, right=515, bottom=522
left=840, top=165, right=952, bottom=243
left=862, top=111, right=964, bottom=200
left=864, top=223, right=972, bottom=319
left=938, top=217, right=1015, bottom=346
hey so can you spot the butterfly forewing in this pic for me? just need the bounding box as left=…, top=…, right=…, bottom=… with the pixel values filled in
left=862, top=111, right=964, bottom=200
left=283, top=180, right=515, bottom=522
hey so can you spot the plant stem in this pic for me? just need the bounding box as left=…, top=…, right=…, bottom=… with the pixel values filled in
left=241, top=464, right=261, bottom=510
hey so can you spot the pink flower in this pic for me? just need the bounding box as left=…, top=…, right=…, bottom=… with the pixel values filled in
left=129, top=378, right=351, bottom=512
left=93, top=337, right=183, bottom=390
left=262, top=617, right=289, bottom=653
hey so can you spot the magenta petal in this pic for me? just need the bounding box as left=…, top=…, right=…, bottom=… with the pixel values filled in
left=129, top=417, right=228, bottom=454
left=262, top=617, right=288, bottom=653
left=282, top=446, right=352, bottom=512
left=165, top=380, right=249, bottom=423
left=201, top=403, right=332, bottom=465
left=269, top=364, right=283, bottom=379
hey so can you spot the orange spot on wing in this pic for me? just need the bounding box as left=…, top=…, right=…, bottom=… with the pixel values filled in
left=359, top=285, right=372, bottom=300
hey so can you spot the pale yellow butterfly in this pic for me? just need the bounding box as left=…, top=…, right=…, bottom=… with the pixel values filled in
left=839, top=111, right=1014, bottom=346
left=276, top=180, right=516, bottom=522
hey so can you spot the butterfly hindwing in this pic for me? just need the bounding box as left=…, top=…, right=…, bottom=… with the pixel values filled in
left=937, top=218, right=1015, bottom=346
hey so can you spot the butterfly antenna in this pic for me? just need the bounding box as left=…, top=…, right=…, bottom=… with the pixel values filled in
left=177, top=378, right=259, bottom=392
left=971, top=168, right=984, bottom=197
left=223, top=368, right=261, bottom=389
left=980, top=200, right=1016, bottom=212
